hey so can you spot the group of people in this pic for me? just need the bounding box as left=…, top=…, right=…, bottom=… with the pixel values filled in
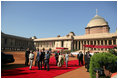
left=77, top=51, right=92, bottom=72
left=54, top=51, right=69, bottom=67
left=77, top=51, right=83, bottom=66
left=84, top=51, right=92, bottom=72
left=25, top=48, right=70, bottom=71
left=25, top=48, right=51, bottom=71
left=25, top=48, right=91, bottom=72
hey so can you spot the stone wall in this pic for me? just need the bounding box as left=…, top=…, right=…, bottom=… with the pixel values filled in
left=85, top=26, right=109, bottom=34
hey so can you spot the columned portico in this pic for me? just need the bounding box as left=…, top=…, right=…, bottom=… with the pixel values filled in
left=80, top=41, right=82, bottom=50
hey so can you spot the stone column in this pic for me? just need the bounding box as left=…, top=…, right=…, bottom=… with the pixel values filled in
left=99, top=40, right=101, bottom=51
left=103, top=40, right=105, bottom=51
left=83, top=41, right=85, bottom=51
left=74, top=41, right=76, bottom=50
left=107, top=40, right=109, bottom=45
left=103, top=40, right=105, bottom=45
left=77, top=41, right=79, bottom=50
left=99, top=40, right=101, bottom=45
left=83, top=41, right=85, bottom=46
left=82, top=41, right=83, bottom=50
left=86, top=41, right=88, bottom=51
left=112, top=40, right=114, bottom=45
left=89, top=40, right=91, bottom=50
left=96, top=40, right=98, bottom=51
left=107, top=40, right=109, bottom=51
left=80, top=41, right=82, bottom=50
left=93, top=40, right=95, bottom=51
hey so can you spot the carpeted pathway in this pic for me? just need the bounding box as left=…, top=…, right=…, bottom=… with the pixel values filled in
left=1, top=56, right=83, bottom=78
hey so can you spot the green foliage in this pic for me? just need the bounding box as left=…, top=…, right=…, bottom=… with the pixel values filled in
left=89, top=52, right=117, bottom=78
left=108, top=49, right=117, bottom=56
left=49, top=48, right=52, bottom=51
left=63, top=50, right=71, bottom=54
left=61, top=58, right=64, bottom=65
left=73, top=49, right=78, bottom=52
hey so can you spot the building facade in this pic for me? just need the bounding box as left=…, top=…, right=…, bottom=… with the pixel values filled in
left=34, top=14, right=117, bottom=52
left=1, top=14, right=117, bottom=52
left=1, top=32, right=34, bottom=51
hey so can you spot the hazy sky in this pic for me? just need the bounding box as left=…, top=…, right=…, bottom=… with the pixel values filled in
left=1, top=1, right=117, bottom=38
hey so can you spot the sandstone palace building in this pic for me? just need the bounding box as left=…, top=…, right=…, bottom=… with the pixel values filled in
left=1, top=14, right=117, bottom=52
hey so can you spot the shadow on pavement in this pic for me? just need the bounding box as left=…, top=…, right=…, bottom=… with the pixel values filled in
left=1, top=64, right=28, bottom=70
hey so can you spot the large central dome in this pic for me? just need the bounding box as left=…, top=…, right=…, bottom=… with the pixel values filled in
left=87, top=15, right=108, bottom=27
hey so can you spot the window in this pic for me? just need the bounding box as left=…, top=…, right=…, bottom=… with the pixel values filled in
left=98, top=41, right=99, bottom=45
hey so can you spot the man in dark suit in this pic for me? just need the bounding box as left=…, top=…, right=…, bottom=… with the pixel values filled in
left=25, top=48, right=30, bottom=66
left=37, top=50, right=42, bottom=70
left=84, top=52, right=88, bottom=68
left=77, top=52, right=81, bottom=65
left=86, top=51, right=91, bottom=72
left=44, top=51, right=50, bottom=71
left=41, top=49, right=45, bottom=66
left=80, top=52, right=83, bottom=65
left=55, top=51, right=59, bottom=66
left=77, top=51, right=83, bottom=66
left=38, top=50, right=44, bottom=70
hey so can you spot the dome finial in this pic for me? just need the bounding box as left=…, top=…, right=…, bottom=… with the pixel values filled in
left=96, top=8, right=98, bottom=15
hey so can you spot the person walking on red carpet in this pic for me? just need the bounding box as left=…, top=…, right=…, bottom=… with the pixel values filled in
left=41, top=49, right=45, bottom=66
left=86, top=51, right=91, bottom=72
left=77, top=51, right=83, bottom=66
left=44, top=51, right=50, bottom=71
left=25, top=48, right=30, bottom=66
left=35, top=49, right=40, bottom=66
left=55, top=51, right=59, bottom=66
left=37, top=50, right=42, bottom=70
left=65, top=52, right=69, bottom=67
left=29, top=50, right=35, bottom=70
left=58, top=52, right=64, bottom=67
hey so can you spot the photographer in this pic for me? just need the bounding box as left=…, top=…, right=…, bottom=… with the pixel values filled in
left=95, top=62, right=117, bottom=78
left=103, top=62, right=117, bottom=78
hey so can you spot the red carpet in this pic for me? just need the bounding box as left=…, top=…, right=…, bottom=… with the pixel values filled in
left=1, top=57, right=83, bottom=78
